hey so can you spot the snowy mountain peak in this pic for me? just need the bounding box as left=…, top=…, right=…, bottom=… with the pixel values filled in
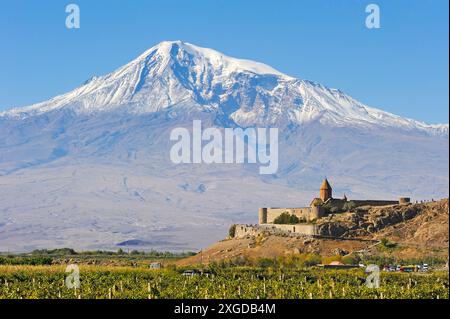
left=135, top=40, right=293, bottom=79
left=2, top=41, right=293, bottom=117
left=1, top=41, right=447, bottom=136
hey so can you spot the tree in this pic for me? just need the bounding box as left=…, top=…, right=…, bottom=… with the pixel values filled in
left=273, top=212, right=300, bottom=225
left=228, top=224, right=237, bottom=238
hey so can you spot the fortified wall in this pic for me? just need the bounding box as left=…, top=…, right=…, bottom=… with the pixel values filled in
left=258, top=206, right=325, bottom=224
left=234, top=224, right=317, bottom=238
left=233, top=179, right=411, bottom=239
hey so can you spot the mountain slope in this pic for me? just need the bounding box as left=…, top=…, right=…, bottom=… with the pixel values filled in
left=0, top=41, right=448, bottom=252
left=2, top=41, right=447, bottom=135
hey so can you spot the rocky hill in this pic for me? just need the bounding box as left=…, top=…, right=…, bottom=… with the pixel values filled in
left=371, top=199, right=449, bottom=247
left=316, top=199, right=449, bottom=245
left=178, top=199, right=449, bottom=265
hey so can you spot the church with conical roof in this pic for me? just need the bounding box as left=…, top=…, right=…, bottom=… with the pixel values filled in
left=258, top=178, right=410, bottom=226
left=236, top=179, right=412, bottom=238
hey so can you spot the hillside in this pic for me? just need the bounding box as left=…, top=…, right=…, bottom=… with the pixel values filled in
left=372, top=199, right=449, bottom=247
left=177, top=199, right=449, bottom=266
left=315, top=199, right=449, bottom=245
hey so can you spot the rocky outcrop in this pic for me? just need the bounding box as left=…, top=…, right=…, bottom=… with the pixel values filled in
left=315, top=199, right=448, bottom=240
left=316, top=223, right=348, bottom=237
left=178, top=200, right=448, bottom=266
left=234, top=200, right=448, bottom=246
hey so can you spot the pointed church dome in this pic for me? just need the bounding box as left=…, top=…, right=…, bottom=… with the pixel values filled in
left=320, top=178, right=332, bottom=201
left=320, top=178, right=332, bottom=190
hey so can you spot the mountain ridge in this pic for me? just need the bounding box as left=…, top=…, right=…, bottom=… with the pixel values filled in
left=1, top=41, right=448, bottom=136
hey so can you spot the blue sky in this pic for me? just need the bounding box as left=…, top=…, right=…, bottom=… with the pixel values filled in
left=0, top=0, right=448, bottom=124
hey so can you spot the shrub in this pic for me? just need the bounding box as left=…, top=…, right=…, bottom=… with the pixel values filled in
left=342, top=255, right=359, bottom=265
left=380, top=238, right=398, bottom=249
left=273, top=212, right=300, bottom=225
left=304, top=253, right=322, bottom=267
left=231, top=256, right=251, bottom=267
left=0, top=256, right=52, bottom=265
left=228, top=224, right=237, bottom=238
left=31, top=248, right=77, bottom=255
left=257, top=258, right=275, bottom=268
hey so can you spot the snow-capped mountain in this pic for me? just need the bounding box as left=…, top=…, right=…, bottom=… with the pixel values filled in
left=3, top=41, right=447, bottom=134
left=0, top=41, right=448, bottom=252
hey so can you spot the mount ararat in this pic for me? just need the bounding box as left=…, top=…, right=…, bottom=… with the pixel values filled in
left=0, top=41, right=448, bottom=252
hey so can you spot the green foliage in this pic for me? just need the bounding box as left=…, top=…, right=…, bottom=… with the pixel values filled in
left=0, top=256, right=52, bottom=265
left=273, top=212, right=300, bottom=225
left=303, top=254, right=322, bottom=267
left=0, top=265, right=446, bottom=299
left=0, top=248, right=196, bottom=268
left=228, top=224, right=237, bottom=238
left=257, top=258, right=275, bottom=268
left=230, top=256, right=252, bottom=267
left=341, top=255, right=360, bottom=265
left=380, top=238, right=398, bottom=250
left=31, top=248, right=77, bottom=255
left=22, top=248, right=195, bottom=258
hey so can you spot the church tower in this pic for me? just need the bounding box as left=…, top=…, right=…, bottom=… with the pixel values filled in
left=320, top=178, right=332, bottom=202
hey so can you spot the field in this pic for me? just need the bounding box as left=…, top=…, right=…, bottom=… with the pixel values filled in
left=0, top=265, right=448, bottom=299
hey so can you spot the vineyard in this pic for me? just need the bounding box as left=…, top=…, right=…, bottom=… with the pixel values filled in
left=0, top=265, right=448, bottom=299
